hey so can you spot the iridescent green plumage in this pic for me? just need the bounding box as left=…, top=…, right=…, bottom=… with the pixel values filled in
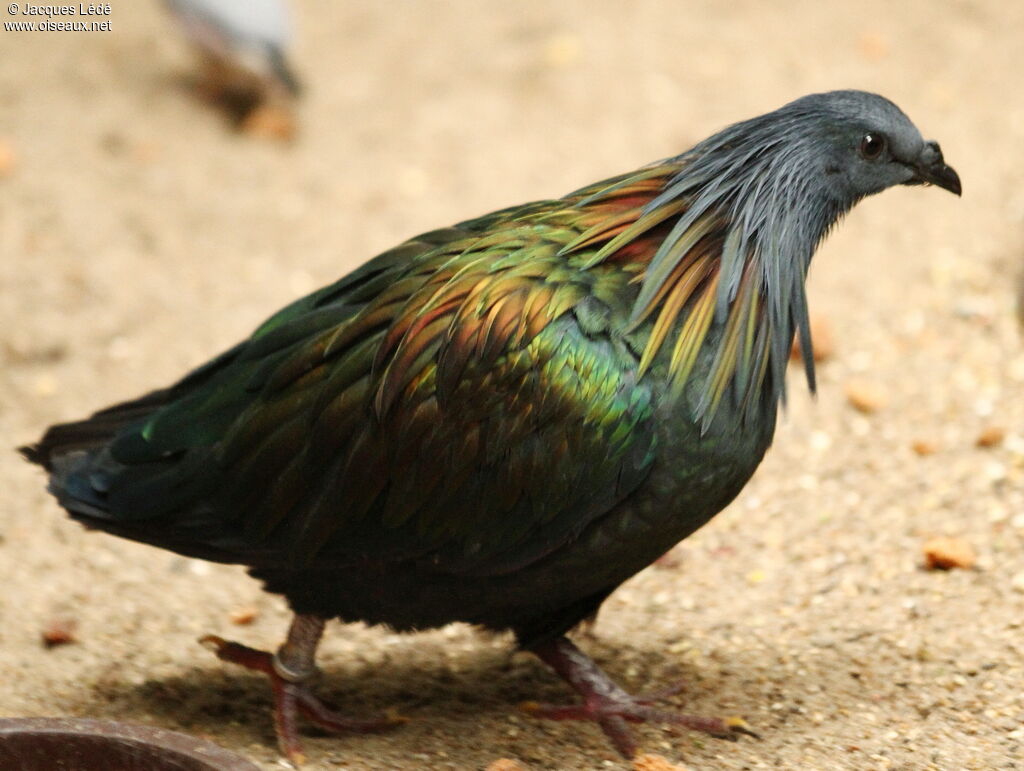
left=33, top=161, right=777, bottom=578
left=22, top=90, right=961, bottom=763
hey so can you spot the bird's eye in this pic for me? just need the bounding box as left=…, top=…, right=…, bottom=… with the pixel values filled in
left=859, top=133, right=886, bottom=160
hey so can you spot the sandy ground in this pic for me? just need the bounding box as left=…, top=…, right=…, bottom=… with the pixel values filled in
left=2, top=1, right=1024, bottom=769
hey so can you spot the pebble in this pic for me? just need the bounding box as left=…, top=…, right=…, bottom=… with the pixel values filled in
left=486, top=759, right=529, bottom=771
left=976, top=426, right=1006, bottom=448
left=229, top=607, right=259, bottom=625
left=240, top=105, right=297, bottom=142
left=846, top=380, right=887, bottom=413
left=0, top=138, right=14, bottom=176
left=41, top=616, right=78, bottom=649
left=633, top=753, right=690, bottom=771
left=923, top=536, right=976, bottom=570
left=790, top=314, right=836, bottom=362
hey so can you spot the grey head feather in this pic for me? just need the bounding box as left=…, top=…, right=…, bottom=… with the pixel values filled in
left=635, top=90, right=941, bottom=413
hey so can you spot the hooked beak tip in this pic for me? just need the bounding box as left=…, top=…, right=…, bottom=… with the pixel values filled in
left=914, top=141, right=961, bottom=196
left=932, top=164, right=962, bottom=197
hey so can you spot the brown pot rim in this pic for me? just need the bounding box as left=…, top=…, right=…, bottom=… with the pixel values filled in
left=0, top=716, right=260, bottom=771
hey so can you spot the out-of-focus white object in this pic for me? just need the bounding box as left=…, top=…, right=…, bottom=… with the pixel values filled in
left=164, top=0, right=300, bottom=138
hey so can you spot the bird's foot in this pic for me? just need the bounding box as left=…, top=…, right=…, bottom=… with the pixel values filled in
left=200, top=634, right=406, bottom=766
left=523, top=636, right=757, bottom=758
left=521, top=695, right=756, bottom=758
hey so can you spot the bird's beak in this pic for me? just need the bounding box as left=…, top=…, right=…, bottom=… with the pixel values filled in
left=909, top=140, right=962, bottom=196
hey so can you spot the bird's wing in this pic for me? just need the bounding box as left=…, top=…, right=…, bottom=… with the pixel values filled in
left=75, top=208, right=658, bottom=576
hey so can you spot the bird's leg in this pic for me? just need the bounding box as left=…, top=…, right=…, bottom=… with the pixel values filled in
left=522, top=636, right=756, bottom=758
left=201, top=614, right=406, bottom=766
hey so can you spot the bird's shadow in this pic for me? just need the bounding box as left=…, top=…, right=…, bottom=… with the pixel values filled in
left=54, top=629, right=794, bottom=758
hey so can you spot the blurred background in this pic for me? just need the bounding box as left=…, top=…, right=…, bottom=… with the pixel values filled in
left=1, top=1, right=1022, bottom=769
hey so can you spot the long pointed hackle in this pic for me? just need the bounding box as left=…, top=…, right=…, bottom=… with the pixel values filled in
left=559, top=166, right=784, bottom=428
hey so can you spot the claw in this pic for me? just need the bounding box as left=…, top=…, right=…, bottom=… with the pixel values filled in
left=722, top=716, right=760, bottom=739
left=199, top=633, right=227, bottom=652
left=527, top=636, right=757, bottom=758
left=201, top=616, right=405, bottom=765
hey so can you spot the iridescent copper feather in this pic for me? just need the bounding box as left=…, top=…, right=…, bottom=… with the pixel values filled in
left=25, top=160, right=789, bottom=573
left=558, top=163, right=777, bottom=427
left=21, top=90, right=963, bottom=764
left=246, top=162, right=783, bottom=563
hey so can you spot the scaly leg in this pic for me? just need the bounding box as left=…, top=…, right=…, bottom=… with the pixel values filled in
left=522, top=636, right=756, bottom=758
left=201, top=614, right=406, bottom=766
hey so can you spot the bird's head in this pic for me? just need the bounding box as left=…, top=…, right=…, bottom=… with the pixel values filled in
left=664, top=91, right=962, bottom=241
left=630, top=90, right=960, bottom=425
left=797, top=90, right=961, bottom=202
left=647, top=92, right=962, bottom=288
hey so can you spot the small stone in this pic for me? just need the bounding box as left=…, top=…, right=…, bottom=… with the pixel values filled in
left=846, top=380, right=887, bottom=414
left=975, top=426, right=1006, bottom=448
left=241, top=105, right=297, bottom=141
left=923, top=536, right=976, bottom=570
left=41, top=616, right=78, bottom=648
left=790, top=314, right=835, bottom=362
left=486, top=760, right=529, bottom=771
left=633, top=753, right=690, bottom=771
left=0, top=138, right=14, bottom=176
left=229, top=607, right=259, bottom=625
left=911, top=439, right=938, bottom=456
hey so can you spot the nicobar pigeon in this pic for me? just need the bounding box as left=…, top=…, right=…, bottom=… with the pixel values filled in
left=22, top=91, right=960, bottom=765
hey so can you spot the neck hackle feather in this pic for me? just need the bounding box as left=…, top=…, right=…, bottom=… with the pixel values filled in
left=558, top=107, right=853, bottom=430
